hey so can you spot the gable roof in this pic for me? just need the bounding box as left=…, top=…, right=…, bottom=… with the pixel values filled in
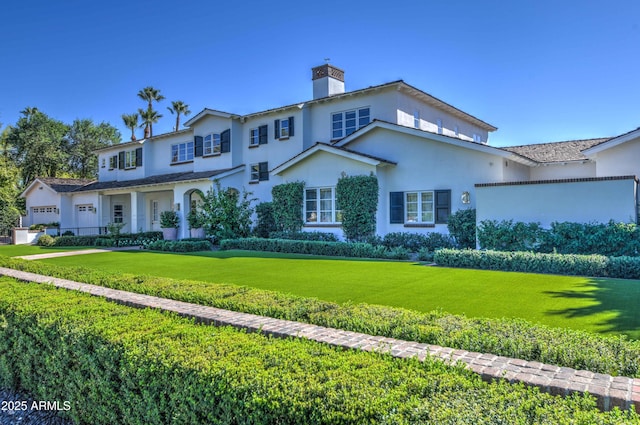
left=581, top=126, right=640, bottom=155
left=73, top=166, right=244, bottom=192
left=20, top=177, right=95, bottom=197
left=271, top=142, right=396, bottom=175
left=503, top=138, right=610, bottom=163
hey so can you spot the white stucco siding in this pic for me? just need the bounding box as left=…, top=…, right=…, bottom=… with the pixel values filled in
left=67, top=192, right=100, bottom=230
left=502, top=160, right=531, bottom=181
left=530, top=162, right=596, bottom=180
left=23, top=185, right=60, bottom=226
left=476, top=177, right=638, bottom=228
left=278, top=151, right=377, bottom=187
left=594, top=138, right=640, bottom=178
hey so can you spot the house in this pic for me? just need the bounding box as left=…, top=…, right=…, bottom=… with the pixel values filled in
left=20, top=64, right=640, bottom=241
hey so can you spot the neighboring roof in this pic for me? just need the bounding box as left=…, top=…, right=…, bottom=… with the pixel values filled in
left=73, top=166, right=244, bottom=192
left=271, top=142, right=396, bottom=175
left=503, top=138, right=611, bottom=163
left=582, top=126, right=640, bottom=156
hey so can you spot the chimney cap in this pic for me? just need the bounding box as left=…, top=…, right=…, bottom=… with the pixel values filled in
left=311, top=64, right=344, bottom=82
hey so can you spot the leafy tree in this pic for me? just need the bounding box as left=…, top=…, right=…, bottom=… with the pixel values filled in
left=5, top=109, right=70, bottom=184
left=137, top=86, right=164, bottom=137
left=201, top=181, right=255, bottom=242
left=67, top=119, right=121, bottom=179
left=0, top=127, right=21, bottom=229
left=138, top=108, right=162, bottom=138
left=167, top=100, right=191, bottom=132
left=271, top=182, right=305, bottom=232
left=122, top=113, right=139, bottom=141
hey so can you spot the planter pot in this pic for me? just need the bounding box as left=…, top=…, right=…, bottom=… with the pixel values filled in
left=162, top=227, right=178, bottom=241
left=190, top=228, right=205, bottom=239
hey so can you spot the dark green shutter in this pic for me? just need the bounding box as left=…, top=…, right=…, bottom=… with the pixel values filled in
left=288, top=116, right=294, bottom=137
left=390, top=192, right=404, bottom=223
left=118, top=151, right=125, bottom=169
left=220, top=129, right=231, bottom=153
left=194, top=136, right=203, bottom=157
left=259, top=162, right=269, bottom=181
left=259, top=125, right=268, bottom=145
left=135, top=147, right=143, bottom=167
left=274, top=119, right=280, bottom=139
left=435, top=190, right=451, bottom=224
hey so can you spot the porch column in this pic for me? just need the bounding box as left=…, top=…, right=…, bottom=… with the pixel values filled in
left=97, top=194, right=104, bottom=234
left=130, top=191, right=138, bottom=232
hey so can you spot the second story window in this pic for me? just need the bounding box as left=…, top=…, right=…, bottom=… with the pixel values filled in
left=109, top=155, right=117, bottom=170
left=332, top=107, right=370, bottom=139
left=124, top=151, right=136, bottom=169
left=204, top=134, right=221, bottom=155
left=171, top=141, right=194, bottom=163
left=250, top=162, right=269, bottom=182
left=274, top=117, right=294, bottom=140
left=250, top=125, right=268, bottom=146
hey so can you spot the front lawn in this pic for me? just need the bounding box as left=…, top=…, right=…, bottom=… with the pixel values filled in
left=28, top=248, right=640, bottom=339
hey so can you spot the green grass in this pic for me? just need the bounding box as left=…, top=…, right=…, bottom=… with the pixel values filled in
left=18, top=248, right=640, bottom=339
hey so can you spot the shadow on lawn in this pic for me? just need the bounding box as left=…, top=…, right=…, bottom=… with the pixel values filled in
left=543, top=278, right=640, bottom=340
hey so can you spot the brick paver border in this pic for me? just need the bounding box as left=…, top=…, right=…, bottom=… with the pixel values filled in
left=1, top=266, right=638, bottom=412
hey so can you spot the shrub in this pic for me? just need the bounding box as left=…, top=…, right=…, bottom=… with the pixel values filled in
left=382, top=232, right=455, bottom=252
left=201, top=182, right=254, bottom=243
left=144, top=240, right=212, bottom=252
left=159, top=210, right=180, bottom=228
left=53, top=235, right=100, bottom=246
left=271, top=181, right=304, bottom=232
left=269, top=231, right=339, bottom=242
left=447, top=208, right=477, bottom=249
left=36, top=234, right=55, bottom=246
left=477, top=220, right=546, bottom=251
left=336, top=174, right=379, bottom=242
left=254, top=202, right=276, bottom=238
left=1, top=280, right=634, bottom=424
left=186, top=209, right=206, bottom=230
left=62, top=230, right=75, bottom=236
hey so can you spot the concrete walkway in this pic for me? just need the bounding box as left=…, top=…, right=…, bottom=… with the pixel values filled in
left=0, top=266, right=638, bottom=412
left=15, top=246, right=139, bottom=260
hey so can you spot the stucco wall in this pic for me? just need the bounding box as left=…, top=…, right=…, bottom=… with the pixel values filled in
left=595, top=138, right=640, bottom=178
left=476, top=177, right=638, bottom=228
left=530, top=162, right=596, bottom=180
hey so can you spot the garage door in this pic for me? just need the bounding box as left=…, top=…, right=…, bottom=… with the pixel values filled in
left=76, top=205, right=93, bottom=229
left=31, top=206, right=57, bottom=225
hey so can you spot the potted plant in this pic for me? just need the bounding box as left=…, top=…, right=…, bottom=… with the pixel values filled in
left=187, top=208, right=206, bottom=238
left=160, top=210, right=180, bottom=240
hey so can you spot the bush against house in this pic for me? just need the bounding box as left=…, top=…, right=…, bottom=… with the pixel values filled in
left=447, top=208, right=477, bottom=249
left=201, top=181, right=254, bottom=242
left=336, top=174, right=378, bottom=242
left=271, top=182, right=304, bottom=233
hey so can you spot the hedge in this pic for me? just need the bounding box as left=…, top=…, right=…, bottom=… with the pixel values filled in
left=268, top=231, right=340, bottom=242
left=0, top=279, right=636, bottom=424
left=220, top=238, right=410, bottom=260
left=434, top=248, right=640, bottom=279
left=143, top=240, right=212, bottom=252
left=1, top=256, right=638, bottom=377
left=52, top=231, right=163, bottom=248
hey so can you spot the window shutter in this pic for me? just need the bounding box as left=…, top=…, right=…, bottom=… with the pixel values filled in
left=194, top=136, right=203, bottom=157
left=135, top=147, right=143, bottom=167
left=274, top=119, right=280, bottom=139
left=259, top=125, right=268, bottom=145
left=390, top=192, right=404, bottom=224
left=435, top=190, right=451, bottom=224
left=259, top=162, right=269, bottom=181
left=118, top=151, right=125, bottom=169
left=288, top=116, right=294, bottom=137
left=220, top=129, right=231, bottom=153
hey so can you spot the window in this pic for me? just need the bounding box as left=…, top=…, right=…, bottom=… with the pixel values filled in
left=332, top=107, right=370, bottom=139
left=124, top=150, right=136, bottom=168
left=204, top=134, right=221, bottom=155
left=413, top=110, right=420, bottom=129
left=454, top=125, right=459, bottom=137
left=101, top=158, right=106, bottom=168
left=250, top=162, right=269, bottom=182
left=113, top=204, right=124, bottom=223
left=250, top=125, right=268, bottom=146
left=437, top=119, right=443, bottom=135
left=390, top=190, right=451, bottom=225
left=274, top=117, right=294, bottom=140
left=304, top=187, right=341, bottom=224
left=171, top=141, right=194, bottom=163
left=473, top=133, right=482, bottom=143
left=405, top=192, right=434, bottom=223
left=109, top=155, right=117, bottom=170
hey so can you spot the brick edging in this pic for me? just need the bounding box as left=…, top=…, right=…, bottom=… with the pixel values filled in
left=1, top=267, right=638, bottom=412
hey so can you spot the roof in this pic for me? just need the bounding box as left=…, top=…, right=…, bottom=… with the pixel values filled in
left=94, top=129, right=192, bottom=153
left=37, top=177, right=94, bottom=192
left=73, top=166, right=244, bottom=192
left=502, top=138, right=611, bottom=163
left=582, top=126, right=640, bottom=155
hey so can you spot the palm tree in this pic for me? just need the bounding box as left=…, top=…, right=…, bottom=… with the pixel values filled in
left=20, top=107, right=40, bottom=122
left=122, top=113, right=139, bottom=141
left=167, top=101, right=191, bottom=132
left=138, top=108, right=162, bottom=138
left=137, top=86, right=165, bottom=136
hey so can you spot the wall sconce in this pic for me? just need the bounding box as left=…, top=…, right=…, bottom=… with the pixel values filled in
left=461, top=191, right=471, bottom=204
left=175, top=203, right=180, bottom=211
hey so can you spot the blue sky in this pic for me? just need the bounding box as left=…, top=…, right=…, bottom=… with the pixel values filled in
left=1, top=0, right=639, bottom=147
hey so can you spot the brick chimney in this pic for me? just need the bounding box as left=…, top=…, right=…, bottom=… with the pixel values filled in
left=312, top=64, right=345, bottom=99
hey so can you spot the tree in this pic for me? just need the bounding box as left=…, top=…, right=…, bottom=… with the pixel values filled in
left=0, top=126, right=21, bottom=229
left=167, top=100, right=191, bottom=132
left=336, top=174, right=379, bottom=242
left=5, top=109, right=70, bottom=185
left=201, top=181, right=255, bottom=242
left=122, top=113, right=139, bottom=141
left=137, top=86, right=164, bottom=137
left=138, top=108, right=162, bottom=138
left=67, top=119, right=121, bottom=179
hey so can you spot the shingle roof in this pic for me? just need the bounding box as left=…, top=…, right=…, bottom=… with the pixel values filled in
left=502, top=138, right=611, bottom=163
left=38, top=177, right=95, bottom=192
left=73, top=167, right=243, bottom=192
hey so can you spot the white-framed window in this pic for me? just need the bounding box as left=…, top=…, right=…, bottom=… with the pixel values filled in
left=151, top=200, right=159, bottom=222
left=437, top=119, right=443, bottom=135
left=331, top=107, right=370, bottom=139
left=171, top=141, right=194, bottom=163
left=454, top=125, right=459, bottom=137
left=473, top=133, right=482, bottom=143
left=204, top=134, right=221, bottom=155
left=304, top=187, right=341, bottom=224
left=250, top=162, right=269, bottom=182
left=413, top=110, right=420, bottom=129
left=278, top=119, right=289, bottom=138
left=405, top=191, right=434, bottom=224
left=109, top=155, right=117, bottom=170
left=250, top=128, right=259, bottom=146
left=124, top=150, right=136, bottom=168
left=113, top=204, right=124, bottom=223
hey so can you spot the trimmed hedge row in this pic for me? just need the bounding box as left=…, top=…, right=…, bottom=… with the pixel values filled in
left=268, top=231, right=340, bottom=242
left=434, top=248, right=640, bottom=279
left=51, top=231, right=163, bottom=248
left=143, top=240, right=212, bottom=252
left=1, top=256, right=638, bottom=377
left=221, top=238, right=411, bottom=260
left=0, top=279, right=636, bottom=424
